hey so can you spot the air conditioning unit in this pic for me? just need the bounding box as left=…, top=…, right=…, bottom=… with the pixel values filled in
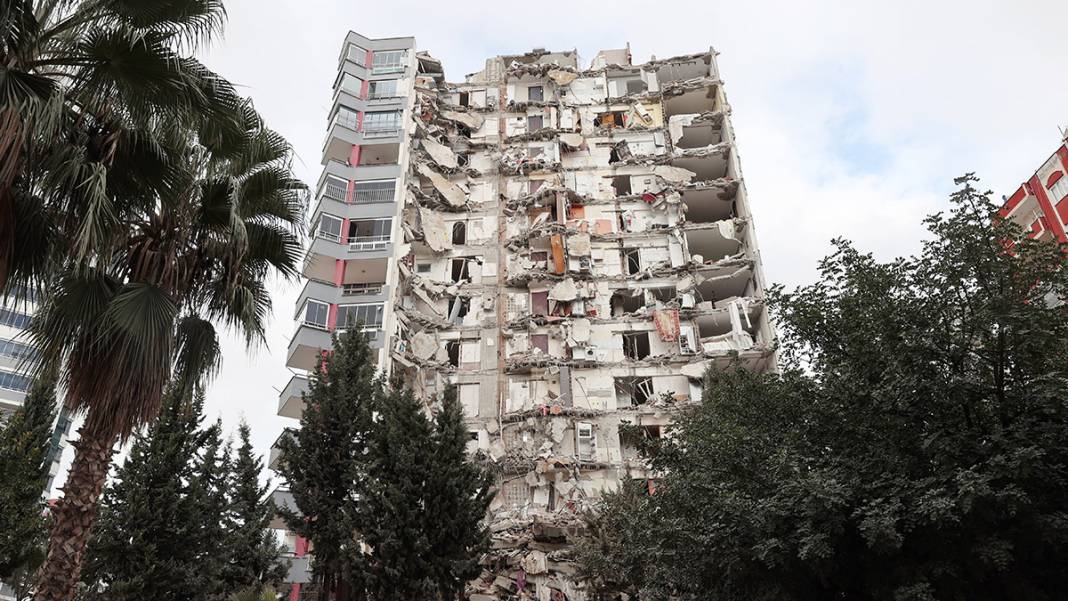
left=679, top=293, right=695, bottom=309
left=574, top=346, right=597, bottom=361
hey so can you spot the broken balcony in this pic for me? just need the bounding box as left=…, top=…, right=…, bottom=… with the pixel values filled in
left=695, top=267, right=754, bottom=305
left=672, top=117, right=723, bottom=149
left=694, top=298, right=762, bottom=343
left=654, top=56, right=714, bottom=86
left=663, top=84, right=721, bottom=118
left=669, top=146, right=730, bottom=182
left=277, top=374, right=310, bottom=420
left=685, top=222, right=743, bottom=263
left=682, top=186, right=735, bottom=222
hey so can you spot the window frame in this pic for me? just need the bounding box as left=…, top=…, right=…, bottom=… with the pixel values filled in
left=336, top=303, right=385, bottom=331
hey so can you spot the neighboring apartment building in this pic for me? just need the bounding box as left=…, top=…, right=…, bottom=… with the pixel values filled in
left=271, top=32, right=776, bottom=601
left=0, top=291, right=71, bottom=494
left=999, top=134, right=1068, bottom=242
left=0, top=291, right=72, bottom=601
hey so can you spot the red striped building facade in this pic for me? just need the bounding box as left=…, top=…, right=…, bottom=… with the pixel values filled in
left=999, top=137, right=1068, bottom=241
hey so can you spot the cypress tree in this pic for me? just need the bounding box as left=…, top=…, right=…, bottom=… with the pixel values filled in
left=223, top=422, right=287, bottom=594
left=276, top=331, right=379, bottom=601
left=360, top=381, right=437, bottom=600
left=84, top=390, right=286, bottom=601
left=0, top=374, right=57, bottom=580
left=191, top=422, right=233, bottom=601
left=82, top=387, right=209, bottom=601
left=424, top=385, right=493, bottom=600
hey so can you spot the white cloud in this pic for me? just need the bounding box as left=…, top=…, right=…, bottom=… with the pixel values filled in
left=55, top=0, right=1068, bottom=486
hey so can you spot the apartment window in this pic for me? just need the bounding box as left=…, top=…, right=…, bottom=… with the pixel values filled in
left=317, top=214, right=343, bottom=242
left=337, top=73, right=363, bottom=96
left=348, top=218, right=391, bottom=246
left=321, top=175, right=348, bottom=203
left=452, top=221, right=467, bottom=245
left=450, top=258, right=470, bottom=283
left=528, top=85, right=544, bottom=102
left=368, top=79, right=398, bottom=99
left=333, top=106, right=359, bottom=130
left=622, top=331, right=651, bottom=360
left=302, top=300, right=329, bottom=329
left=336, top=303, right=384, bottom=330
left=625, top=78, right=647, bottom=95
left=0, top=369, right=29, bottom=393
left=372, top=50, right=406, bottom=74
left=0, top=308, right=31, bottom=329
left=1050, top=175, right=1068, bottom=202
left=346, top=44, right=367, bottom=65
left=447, top=297, right=470, bottom=324
left=353, top=179, right=395, bottom=204
left=0, top=338, right=36, bottom=362
left=446, top=341, right=460, bottom=367
left=527, top=115, right=544, bottom=132
left=362, top=110, right=401, bottom=133
left=457, top=383, right=480, bottom=417
left=622, top=248, right=641, bottom=275
left=415, top=262, right=433, bottom=274
left=616, top=377, right=654, bottom=406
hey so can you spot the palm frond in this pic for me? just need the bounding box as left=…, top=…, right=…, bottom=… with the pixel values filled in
left=104, top=0, right=226, bottom=50
left=172, top=314, right=221, bottom=395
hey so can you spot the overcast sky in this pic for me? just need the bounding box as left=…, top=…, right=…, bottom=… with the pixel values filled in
left=54, top=0, right=1068, bottom=488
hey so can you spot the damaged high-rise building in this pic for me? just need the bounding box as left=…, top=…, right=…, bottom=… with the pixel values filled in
left=270, top=32, right=776, bottom=601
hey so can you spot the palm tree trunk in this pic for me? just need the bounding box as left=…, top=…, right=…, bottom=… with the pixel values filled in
left=33, top=428, right=116, bottom=601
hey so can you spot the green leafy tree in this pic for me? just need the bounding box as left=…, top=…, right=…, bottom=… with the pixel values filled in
left=223, top=422, right=288, bottom=593
left=578, top=174, right=1068, bottom=600
left=0, top=374, right=57, bottom=579
left=276, top=331, right=379, bottom=601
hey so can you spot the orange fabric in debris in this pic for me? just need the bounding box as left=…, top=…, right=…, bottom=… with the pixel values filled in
left=653, top=309, right=681, bottom=341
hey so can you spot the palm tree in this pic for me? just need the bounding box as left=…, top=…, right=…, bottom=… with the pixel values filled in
left=0, top=0, right=244, bottom=292
left=27, top=104, right=306, bottom=601
left=0, top=3, right=301, bottom=600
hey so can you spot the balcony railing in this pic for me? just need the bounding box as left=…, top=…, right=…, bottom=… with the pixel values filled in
left=348, top=235, right=390, bottom=252
left=342, top=283, right=385, bottom=296
left=334, top=111, right=359, bottom=131
left=362, top=126, right=400, bottom=139
left=353, top=184, right=394, bottom=204
left=320, top=179, right=348, bottom=203
left=316, top=230, right=342, bottom=243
